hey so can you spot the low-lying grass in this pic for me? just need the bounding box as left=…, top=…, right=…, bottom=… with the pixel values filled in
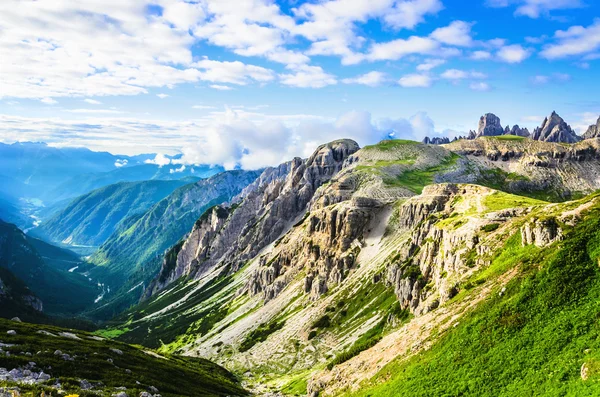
left=0, top=318, right=246, bottom=396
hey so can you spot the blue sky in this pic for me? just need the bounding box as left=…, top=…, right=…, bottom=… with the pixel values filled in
left=1, top=0, right=600, bottom=168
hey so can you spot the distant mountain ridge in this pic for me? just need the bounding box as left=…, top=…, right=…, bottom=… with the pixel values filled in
left=86, top=169, right=262, bottom=319
left=36, top=178, right=199, bottom=247
left=424, top=111, right=590, bottom=144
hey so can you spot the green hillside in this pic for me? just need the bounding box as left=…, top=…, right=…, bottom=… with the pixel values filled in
left=0, top=318, right=246, bottom=396
left=0, top=220, right=100, bottom=316
left=37, top=179, right=197, bottom=247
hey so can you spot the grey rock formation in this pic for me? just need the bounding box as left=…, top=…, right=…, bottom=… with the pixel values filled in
left=531, top=111, right=581, bottom=143
left=508, top=125, right=530, bottom=137
left=583, top=116, right=600, bottom=140
left=422, top=136, right=450, bottom=145
left=145, top=139, right=360, bottom=298
left=521, top=218, right=563, bottom=247
left=477, top=113, right=504, bottom=137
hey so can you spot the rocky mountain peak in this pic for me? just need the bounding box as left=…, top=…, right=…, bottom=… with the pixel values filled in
left=531, top=111, right=581, bottom=143
left=477, top=113, right=504, bottom=137
left=144, top=139, right=359, bottom=297
left=583, top=115, right=600, bottom=140
left=509, top=124, right=530, bottom=137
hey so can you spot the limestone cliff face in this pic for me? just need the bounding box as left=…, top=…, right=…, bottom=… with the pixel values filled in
left=146, top=140, right=360, bottom=297
left=247, top=197, right=374, bottom=301
left=531, top=111, right=581, bottom=143
left=583, top=116, right=600, bottom=140
left=383, top=184, right=514, bottom=314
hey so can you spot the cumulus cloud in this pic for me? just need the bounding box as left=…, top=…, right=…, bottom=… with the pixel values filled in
left=531, top=73, right=571, bottom=85
left=157, top=93, right=169, bottom=99
left=145, top=153, right=172, bottom=167
left=486, top=0, right=584, bottom=19
left=470, top=50, right=492, bottom=60
left=469, top=82, right=491, bottom=91
left=541, top=20, right=600, bottom=60
left=398, top=74, right=433, bottom=88
left=279, top=65, right=337, bottom=88
left=0, top=1, right=279, bottom=100
left=342, top=71, right=386, bottom=87
left=0, top=109, right=446, bottom=170
left=84, top=99, right=102, bottom=105
left=210, top=85, right=233, bottom=91
left=40, top=98, right=58, bottom=105
left=497, top=44, right=531, bottom=63
left=417, top=59, right=446, bottom=71
left=430, top=21, right=473, bottom=47
left=440, top=69, right=487, bottom=80
left=114, top=159, right=128, bottom=168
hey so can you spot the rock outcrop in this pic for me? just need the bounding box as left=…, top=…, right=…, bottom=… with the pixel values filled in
left=583, top=116, right=600, bottom=140
left=507, top=124, right=530, bottom=137
left=531, top=111, right=581, bottom=143
left=145, top=139, right=360, bottom=298
left=384, top=184, right=504, bottom=314
left=477, top=113, right=504, bottom=137
left=521, top=217, right=563, bottom=247
left=422, top=136, right=451, bottom=145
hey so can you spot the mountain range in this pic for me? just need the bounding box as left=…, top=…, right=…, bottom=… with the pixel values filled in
left=2, top=111, right=600, bottom=396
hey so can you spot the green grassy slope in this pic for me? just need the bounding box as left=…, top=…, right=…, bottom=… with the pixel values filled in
left=86, top=170, right=261, bottom=320
left=37, top=179, right=196, bottom=246
left=0, top=318, right=247, bottom=396
left=0, top=220, right=100, bottom=316
left=348, top=195, right=600, bottom=397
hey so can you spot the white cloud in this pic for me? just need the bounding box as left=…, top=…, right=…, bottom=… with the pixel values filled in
left=531, top=73, right=571, bottom=85
left=469, top=82, right=491, bottom=91
left=0, top=110, right=445, bottom=169
left=383, top=0, right=444, bottom=30
left=367, top=36, right=439, bottom=62
left=157, top=93, right=169, bottom=99
left=470, top=50, right=492, bottom=60
left=430, top=21, right=473, bottom=47
left=440, top=69, right=487, bottom=80
left=194, top=59, right=275, bottom=85
left=416, top=59, right=446, bottom=71
left=40, top=98, right=58, bottom=105
left=440, top=69, right=469, bottom=80
left=279, top=65, right=337, bottom=88
left=192, top=105, right=217, bottom=110
left=145, top=153, right=172, bottom=167
left=0, top=1, right=278, bottom=100
left=84, top=99, right=102, bottom=105
left=487, top=0, right=584, bottom=18
left=541, top=20, right=600, bottom=60
left=114, top=159, right=128, bottom=168
left=210, top=85, right=234, bottom=91
left=64, top=108, right=126, bottom=114
left=342, top=71, right=386, bottom=87
left=497, top=44, right=531, bottom=63
left=398, top=74, right=433, bottom=88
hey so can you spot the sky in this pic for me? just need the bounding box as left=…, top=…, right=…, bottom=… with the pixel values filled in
left=1, top=0, right=600, bottom=169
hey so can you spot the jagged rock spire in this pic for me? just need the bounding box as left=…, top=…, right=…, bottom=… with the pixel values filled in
left=531, top=111, right=581, bottom=143
left=583, top=115, right=600, bottom=140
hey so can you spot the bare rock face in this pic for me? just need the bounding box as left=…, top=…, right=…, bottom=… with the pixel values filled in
left=508, top=124, right=530, bottom=137
left=477, top=113, right=504, bottom=137
left=583, top=116, right=600, bottom=140
left=248, top=201, right=371, bottom=302
left=146, top=140, right=360, bottom=298
left=532, top=111, right=581, bottom=143
left=422, top=136, right=451, bottom=145
left=521, top=217, right=563, bottom=247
